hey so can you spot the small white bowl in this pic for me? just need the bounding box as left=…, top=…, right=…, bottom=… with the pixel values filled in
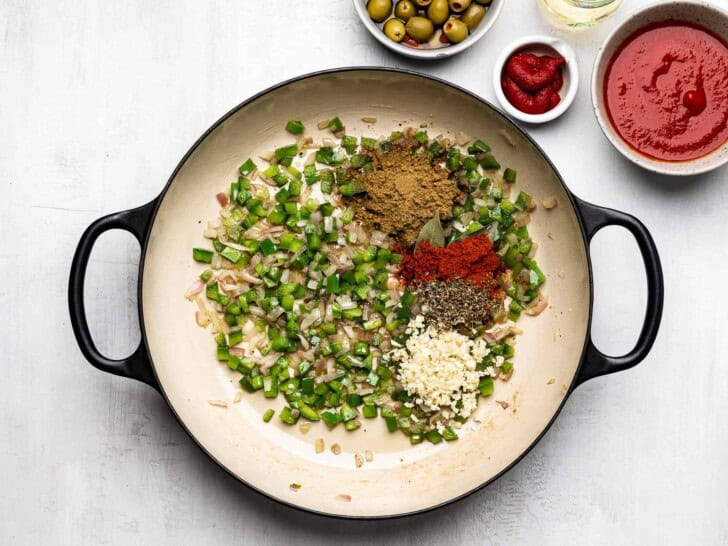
left=353, top=0, right=504, bottom=60
left=492, top=36, right=578, bottom=124
left=591, top=0, right=728, bottom=176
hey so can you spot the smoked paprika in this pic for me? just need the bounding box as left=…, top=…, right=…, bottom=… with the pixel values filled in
left=399, top=234, right=503, bottom=297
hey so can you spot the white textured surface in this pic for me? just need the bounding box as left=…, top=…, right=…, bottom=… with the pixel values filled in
left=1, top=0, right=727, bottom=544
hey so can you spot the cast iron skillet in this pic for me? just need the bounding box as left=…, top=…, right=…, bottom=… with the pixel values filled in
left=69, top=68, right=663, bottom=519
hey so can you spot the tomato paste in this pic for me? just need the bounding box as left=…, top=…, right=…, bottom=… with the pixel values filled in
left=501, top=53, right=565, bottom=115
left=604, top=22, right=728, bottom=162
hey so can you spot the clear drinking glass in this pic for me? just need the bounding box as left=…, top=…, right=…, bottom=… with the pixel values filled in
left=538, top=0, right=623, bottom=27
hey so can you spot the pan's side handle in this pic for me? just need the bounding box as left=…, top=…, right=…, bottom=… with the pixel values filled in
left=68, top=199, right=160, bottom=391
left=573, top=197, right=664, bottom=386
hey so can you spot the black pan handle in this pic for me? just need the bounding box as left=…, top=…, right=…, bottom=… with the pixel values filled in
left=68, top=199, right=160, bottom=391
left=573, top=197, right=664, bottom=386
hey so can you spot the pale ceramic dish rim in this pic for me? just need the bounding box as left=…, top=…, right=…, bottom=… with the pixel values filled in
left=353, top=0, right=504, bottom=59
left=69, top=67, right=663, bottom=519
left=493, top=35, right=579, bottom=124
left=590, top=0, right=728, bottom=176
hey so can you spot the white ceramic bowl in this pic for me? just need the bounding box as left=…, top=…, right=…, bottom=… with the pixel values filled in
left=591, top=0, right=728, bottom=176
left=353, top=0, right=504, bottom=60
left=493, top=35, right=578, bottom=124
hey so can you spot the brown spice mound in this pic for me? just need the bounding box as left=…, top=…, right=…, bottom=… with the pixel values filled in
left=349, top=141, right=462, bottom=244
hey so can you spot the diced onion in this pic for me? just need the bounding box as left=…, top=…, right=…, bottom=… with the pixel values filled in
left=185, top=279, right=206, bottom=299
left=323, top=217, right=334, bottom=233
left=301, top=308, right=322, bottom=330
left=248, top=306, right=266, bottom=317
left=221, top=240, right=251, bottom=252
left=455, top=131, right=470, bottom=146
left=513, top=211, right=531, bottom=227
left=195, top=311, right=210, bottom=327
left=370, top=230, right=389, bottom=247
left=316, top=371, right=344, bottom=384
left=525, top=295, right=549, bottom=316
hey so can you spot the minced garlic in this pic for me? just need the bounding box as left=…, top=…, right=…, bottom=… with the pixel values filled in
left=391, top=315, right=493, bottom=419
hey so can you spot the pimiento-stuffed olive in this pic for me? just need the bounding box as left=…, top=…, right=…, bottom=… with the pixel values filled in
left=443, top=18, right=468, bottom=42
left=405, top=16, right=435, bottom=42
left=448, top=0, right=471, bottom=13
left=427, top=0, right=450, bottom=26
left=383, top=18, right=407, bottom=42
left=394, top=0, right=417, bottom=21
left=367, top=0, right=393, bottom=22
left=460, top=3, right=484, bottom=29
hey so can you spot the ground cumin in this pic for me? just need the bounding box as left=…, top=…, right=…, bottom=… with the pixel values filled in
left=348, top=141, right=462, bottom=244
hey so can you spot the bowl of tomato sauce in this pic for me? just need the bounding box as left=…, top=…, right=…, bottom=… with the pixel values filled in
left=592, top=0, right=728, bottom=175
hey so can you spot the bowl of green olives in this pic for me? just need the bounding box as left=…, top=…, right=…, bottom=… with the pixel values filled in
left=354, top=0, right=503, bottom=59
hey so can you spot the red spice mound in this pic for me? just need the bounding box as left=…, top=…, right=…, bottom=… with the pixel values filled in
left=399, top=234, right=503, bottom=297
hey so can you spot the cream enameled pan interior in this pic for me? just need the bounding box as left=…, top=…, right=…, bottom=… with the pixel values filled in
left=142, top=70, right=590, bottom=517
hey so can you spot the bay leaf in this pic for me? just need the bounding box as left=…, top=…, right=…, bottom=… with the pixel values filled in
left=414, top=212, right=445, bottom=250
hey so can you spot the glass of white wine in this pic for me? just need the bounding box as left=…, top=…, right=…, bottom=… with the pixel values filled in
left=538, top=0, right=623, bottom=27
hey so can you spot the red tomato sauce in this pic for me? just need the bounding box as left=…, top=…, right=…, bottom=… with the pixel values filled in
left=604, top=22, right=728, bottom=162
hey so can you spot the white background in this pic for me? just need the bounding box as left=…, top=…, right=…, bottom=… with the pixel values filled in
left=2, top=0, right=727, bottom=544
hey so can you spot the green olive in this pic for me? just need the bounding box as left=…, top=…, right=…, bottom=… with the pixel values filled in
left=460, top=3, right=485, bottom=29
left=383, top=18, right=407, bottom=42
left=367, top=0, right=393, bottom=23
left=394, top=0, right=417, bottom=21
left=412, top=0, right=433, bottom=7
left=448, top=0, right=471, bottom=13
left=443, top=18, right=468, bottom=42
left=427, top=0, right=450, bottom=25
left=405, top=16, right=435, bottom=41
left=475, top=0, right=492, bottom=4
